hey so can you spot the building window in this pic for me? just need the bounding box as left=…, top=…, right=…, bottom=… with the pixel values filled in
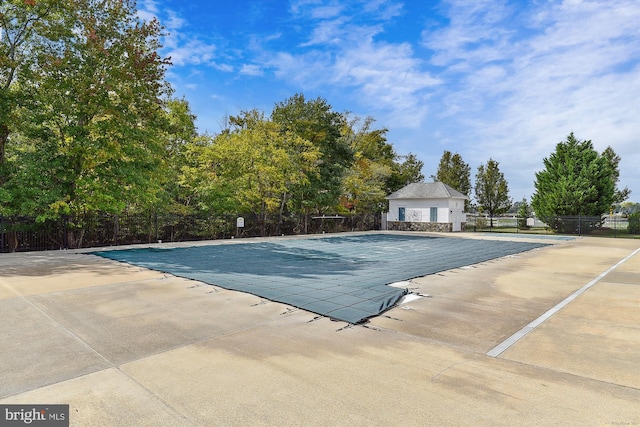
left=430, top=207, right=437, bottom=222
left=398, top=207, right=405, bottom=221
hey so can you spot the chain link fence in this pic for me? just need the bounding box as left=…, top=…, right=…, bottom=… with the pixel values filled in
left=466, top=214, right=636, bottom=237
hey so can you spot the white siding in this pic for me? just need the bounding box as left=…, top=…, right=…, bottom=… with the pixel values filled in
left=388, top=198, right=453, bottom=223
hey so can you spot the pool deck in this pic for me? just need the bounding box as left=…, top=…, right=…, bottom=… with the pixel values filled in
left=1, top=231, right=639, bottom=426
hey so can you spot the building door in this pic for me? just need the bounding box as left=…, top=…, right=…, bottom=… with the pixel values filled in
left=398, top=207, right=405, bottom=221
left=452, top=213, right=461, bottom=231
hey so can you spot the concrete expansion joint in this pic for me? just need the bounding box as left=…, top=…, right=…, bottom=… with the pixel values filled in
left=112, top=366, right=194, bottom=425
left=486, top=246, right=640, bottom=358
left=490, top=356, right=640, bottom=393
left=430, top=360, right=475, bottom=382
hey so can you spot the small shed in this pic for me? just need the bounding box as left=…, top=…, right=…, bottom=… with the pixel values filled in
left=385, top=182, right=467, bottom=232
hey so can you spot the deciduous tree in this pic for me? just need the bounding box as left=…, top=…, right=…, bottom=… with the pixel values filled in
left=0, top=0, right=72, bottom=185
left=4, top=0, right=171, bottom=222
left=271, top=93, right=353, bottom=214
left=201, top=110, right=321, bottom=233
left=340, top=117, right=394, bottom=213
left=475, top=158, right=511, bottom=227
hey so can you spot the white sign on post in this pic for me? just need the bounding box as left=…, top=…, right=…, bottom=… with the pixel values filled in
left=236, top=217, right=245, bottom=228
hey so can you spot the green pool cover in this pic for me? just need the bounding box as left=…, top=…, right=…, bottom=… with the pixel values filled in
left=91, top=234, right=547, bottom=323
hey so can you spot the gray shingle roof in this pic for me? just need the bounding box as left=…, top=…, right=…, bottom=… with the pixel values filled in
left=386, top=182, right=467, bottom=200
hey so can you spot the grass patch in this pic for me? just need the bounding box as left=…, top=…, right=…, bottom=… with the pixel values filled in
left=468, top=226, right=640, bottom=239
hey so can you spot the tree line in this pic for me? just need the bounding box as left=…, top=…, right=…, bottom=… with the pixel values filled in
left=0, top=1, right=423, bottom=228
left=432, top=132, right=630, bottom=229
left=1, top=1, right=631, bottom=238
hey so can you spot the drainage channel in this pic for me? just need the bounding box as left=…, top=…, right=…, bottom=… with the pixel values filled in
left=487, top=247, right=640, bottom=358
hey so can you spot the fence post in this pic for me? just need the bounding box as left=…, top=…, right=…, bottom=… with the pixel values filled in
left=578, top=214, right=581, bottom=236
left=115, top=214, right=119, bottom=246
left=0, top=217, right=4, bottom=253
left=155, top=212, right=159, bottom=242
left=63, top=215, right=68, bottom=249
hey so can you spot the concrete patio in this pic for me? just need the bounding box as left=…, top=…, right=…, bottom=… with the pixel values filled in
left=1, top=232, right=638, bottom=426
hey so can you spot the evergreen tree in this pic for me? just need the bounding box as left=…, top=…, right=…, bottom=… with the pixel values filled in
left=386, top=153, right=424, bottom=193
left=517, top=197, right=532, bottom=229
left=432, top=150, right=471, bottom=211
left=532, top=133, right=622, bottom=225
left=601, top=146, right=631, bottom=203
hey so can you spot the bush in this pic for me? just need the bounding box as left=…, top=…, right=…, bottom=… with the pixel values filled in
left=629, top=213, right=640, bottom=234
left=518, top=217, right=529, bottom=229
left=475, top=217, right=487, bottom=229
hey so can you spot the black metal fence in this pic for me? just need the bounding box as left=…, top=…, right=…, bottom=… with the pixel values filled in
left=0, top=212, right=382, bottom=253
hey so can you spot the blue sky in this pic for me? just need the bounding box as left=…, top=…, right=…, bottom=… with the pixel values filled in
left=138, top=0, right=639, bottom=203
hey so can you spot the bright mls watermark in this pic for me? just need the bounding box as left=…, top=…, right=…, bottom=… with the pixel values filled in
left=1, top=405, right=68, bottom=426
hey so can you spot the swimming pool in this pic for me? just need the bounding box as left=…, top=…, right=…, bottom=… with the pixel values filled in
left=92, top=234, right=548, bottom=323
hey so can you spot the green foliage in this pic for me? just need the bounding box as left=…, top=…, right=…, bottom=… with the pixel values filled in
left=271, top=93, right=353, bottom=214
left=386, top=153, right=424, bottom=194
left=432, top=150, right=471, bottom=211
left=196, top=111, right=321, bottom=220
left=628, top=213, right=640, bottom=235
left=1, top=0, right=171, bottom=219
left=601, top=146, right=631, bottom=203
left=619, top=202, right=640, bottom=215
left=340, top=116, right=394, bottom=213
left=158, top=98, right=200, bottom=214
left=0, top=0, right=74, bottom=178
left=517, top=197, right=532, bottom=229
left=475, top=159, right=511, bottom=225
left=474, top=216, right=487, bottom=229
left=0, top=0, right=426, bottom=237
left=532, top=133, right=620, bottom=224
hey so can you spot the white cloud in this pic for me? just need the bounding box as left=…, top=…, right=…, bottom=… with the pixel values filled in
left=265, top=1, right=440, bottom=128
left=141, top=0, right=159, bottom=13
left=290, top=0, right=326, bottom=16
left=239, top=64, right=264, bottom=76
left=166, top=10, right=186, bottom=30
left=311, top=5, right=345, bottom=19
left=213, top=63, right=234, bottom=73
left=422, top=0, right=514, bottom=68
left=421, top=0, right=640, bottom=198
left=136, top=0, right=159, bottom=22
left=138, top=2, right=219, bottom=69
left=331, top=40, right=440, bottom=127
left=300, top=17, right=350, bottom=46
left=166, top=39, right=217, bottom=66
left=149, top=0, right=639, bottom=199
left=363, top=0, right=404, bottom=19
left=268, top=51, right=332, bottom=86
